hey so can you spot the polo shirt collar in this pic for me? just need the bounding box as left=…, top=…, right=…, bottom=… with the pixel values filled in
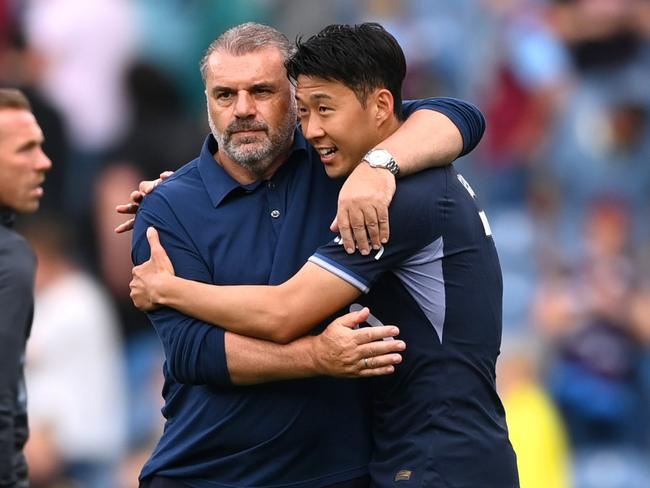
left=198, top=129, right=309, bottom=208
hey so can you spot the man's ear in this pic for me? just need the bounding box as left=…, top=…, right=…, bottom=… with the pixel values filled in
left=373, top=88, right=395, bottom=127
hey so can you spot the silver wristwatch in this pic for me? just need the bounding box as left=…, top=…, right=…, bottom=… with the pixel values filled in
left=363, top=149, right=400, bottom=177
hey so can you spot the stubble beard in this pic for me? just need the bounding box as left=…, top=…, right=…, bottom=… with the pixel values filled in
left=208, top=104, right=296, bottom=179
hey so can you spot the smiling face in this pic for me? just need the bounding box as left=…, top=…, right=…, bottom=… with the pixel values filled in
left=296, top=75, right=392, bottom=179
left=0, top=108, right=51, bottom=213
left=204, top=46, right=296, bottom=181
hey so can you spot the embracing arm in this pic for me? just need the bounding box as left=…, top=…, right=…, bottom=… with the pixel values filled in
left=334, top=97, right=485, bottom=253
left=391, top=97, right=486, bottom=175
left=132, top=204, right=401, bottom=386
left=226, top=307, right=403, bottom=384
left=133, top=227, right=361, bottom=344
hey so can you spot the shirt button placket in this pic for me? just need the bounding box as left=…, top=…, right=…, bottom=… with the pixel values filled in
left=267, top=180, right=282, bottom=228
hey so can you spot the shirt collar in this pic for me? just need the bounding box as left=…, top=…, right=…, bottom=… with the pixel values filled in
left=198, top=128, right=309, bottom=208
left=0, top=207, right=16, bottom=228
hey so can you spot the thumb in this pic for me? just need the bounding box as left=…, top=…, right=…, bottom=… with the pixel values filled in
left=337, top=307, right=370, bottom=329
left=146, top=227, right=164, bottom=260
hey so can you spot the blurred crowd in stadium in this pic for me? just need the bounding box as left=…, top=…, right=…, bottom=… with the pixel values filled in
left=2, top=0, right=650, bottom=487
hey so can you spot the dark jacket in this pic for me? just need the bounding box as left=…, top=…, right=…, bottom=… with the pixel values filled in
left=0, top=209, right=35, bottom=488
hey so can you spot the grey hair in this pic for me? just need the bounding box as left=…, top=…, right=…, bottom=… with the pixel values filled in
left=200, top=22, right=294, bottom=82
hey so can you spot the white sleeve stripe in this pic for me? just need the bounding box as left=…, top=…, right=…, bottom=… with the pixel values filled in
left=479, top=210, right=492, bottom=236
left=308, top=255, right=370, bottom=293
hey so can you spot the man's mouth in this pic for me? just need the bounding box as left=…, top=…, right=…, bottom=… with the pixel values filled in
left=317, top=147, right=338, bottom=159
left=229, top=122, right=267, bottom=135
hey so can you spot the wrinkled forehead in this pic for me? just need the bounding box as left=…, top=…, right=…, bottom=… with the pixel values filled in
left=205, top=46, right=288, bottom=86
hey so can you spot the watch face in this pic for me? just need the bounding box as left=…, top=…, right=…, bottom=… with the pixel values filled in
left=364, top=149, right=399, bottom=176
left=367, top=149, right=391, bottom=166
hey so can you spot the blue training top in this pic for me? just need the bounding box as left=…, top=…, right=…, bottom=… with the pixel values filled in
left=131, top=98, right=485, bottom=488
left=310, top=166, right=520, bottom=487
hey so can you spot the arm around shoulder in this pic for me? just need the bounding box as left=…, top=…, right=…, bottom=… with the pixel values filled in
left=385, top=97, right=486, bottom=176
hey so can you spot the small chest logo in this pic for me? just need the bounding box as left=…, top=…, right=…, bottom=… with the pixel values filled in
left=394, top=469, right=413, bottom=481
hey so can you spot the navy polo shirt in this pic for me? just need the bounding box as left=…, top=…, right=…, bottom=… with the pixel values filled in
left=131, top=98, right=485, bottom=487
left=310, top=167, right=519, bottom=487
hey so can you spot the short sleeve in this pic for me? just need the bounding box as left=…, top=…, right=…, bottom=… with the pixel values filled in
left=402, top=97, right=486, bottom=156
left=309, top=171, right=445, bottom=292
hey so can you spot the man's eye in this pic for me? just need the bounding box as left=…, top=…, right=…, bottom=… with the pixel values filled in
left=318, top=106, right=331, bottom=113
left=216, top=92, right=232, bottom=100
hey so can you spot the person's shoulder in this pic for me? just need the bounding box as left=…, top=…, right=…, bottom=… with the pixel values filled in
left=395, top=164, right=450, bottom=199
left=0, top=226, right=36, bottom=283
left=389, top=166, right=457, bottom=226
left=139, top=158, right=202, bottom=211
left=0, top=225, right=34, bottom=260
left=155, top=158, right=202, bottom=194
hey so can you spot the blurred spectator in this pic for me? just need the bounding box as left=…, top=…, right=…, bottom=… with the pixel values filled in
left=22, top=0, right=137, bottom=216
left=19, top=214, right=127, bottom=488
left=98, top=60, right=202, bottom=337
left=0, top=24, right=69, bottom=214
left=93, top=163, right=164, bottom=452
left=498, top=335, right=571, bottom=488
left=533, top=196, right=650, bottom=485
left=548, top=0, right=650, bottom=73
left=477, top=0, right=571, bottom=206
left=545, top=88, right=650, bottom=220
left=95, top=61, right=201, bottom=450
left=115, top=61, right=204, bottom=180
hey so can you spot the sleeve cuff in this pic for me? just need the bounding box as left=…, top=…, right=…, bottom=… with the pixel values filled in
left=308, top=254, right=370, bottom=293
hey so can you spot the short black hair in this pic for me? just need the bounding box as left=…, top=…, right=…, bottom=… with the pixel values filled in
left=286, top=23, right=406, bottom=119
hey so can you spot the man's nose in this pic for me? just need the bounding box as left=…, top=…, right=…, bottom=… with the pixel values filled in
left=36, top=148, right=52, bottom=172
left=302, top=115, right=325, bottom=141
left=233, top=91, right=256, bottom=118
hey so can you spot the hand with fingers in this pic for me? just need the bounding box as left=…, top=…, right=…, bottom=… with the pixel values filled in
left=130, top=227, right=175, bottom=311
left=331, top=161, right=395, bottom=255
left=114, top=171, right=174, bottom=233
left=311, top=307, right=405, bottom=378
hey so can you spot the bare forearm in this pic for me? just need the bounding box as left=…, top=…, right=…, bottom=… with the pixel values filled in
left=152, top=263, right=360, bottom=343
left=225, top=308, right=404, bottom=385
left=376, top=110, right=462, bottom=176
left=159, top=275, right=288, bottom=341
left=225, top=331, right=318, bottom=385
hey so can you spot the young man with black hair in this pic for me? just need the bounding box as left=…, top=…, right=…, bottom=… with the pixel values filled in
left=131, top=23, right=518, bottom=487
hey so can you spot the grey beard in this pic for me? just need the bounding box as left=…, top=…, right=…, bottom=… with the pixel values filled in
left=208, top=110, right=296, bottom=179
